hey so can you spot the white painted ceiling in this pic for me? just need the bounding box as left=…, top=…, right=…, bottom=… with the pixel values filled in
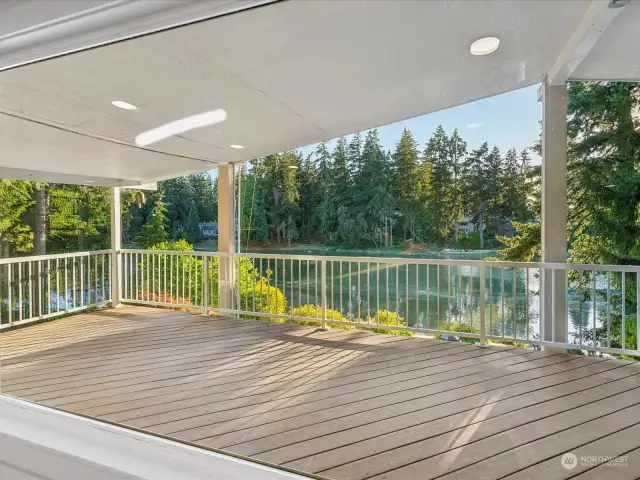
left=1, top=0, right=638, bottom=186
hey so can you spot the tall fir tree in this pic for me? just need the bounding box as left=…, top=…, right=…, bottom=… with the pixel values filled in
left=392, top=128, right=421, bottom=241
left=135, top=198, right=168, bottom=248
left=185, top=200, right=201, bottom=244
left=448, top=129, right=468, bottom=240
left=424, top=125, right=452, bottom=243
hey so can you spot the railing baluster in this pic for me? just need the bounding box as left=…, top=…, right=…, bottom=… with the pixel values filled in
left=525, top=267, right=529, bottom=341
left=405, top=263, right=409, bottom=325
left=358, top=261, right=361, bottom=321
left=513, top=267, right=517, bottom=339
left=306, top=259, right=310, bottom=308
left=56, top=258, right=60, bottom=312
left=479, top=266, right=486, bottom=346
left=578, top=270, right=583, bottom=347
left=101, top=254, right=105, bottom=303
left=501, top=267, right=505, bottom=338
left=458, top=266, right=462, bottom=326
left=291, top=258, right=295, bottom=312
left=636, top=272, right=640, bottom=352
left=72, top=257, right=76, bottom=308
left=18, top=262, right=23, bottom=322
left=7, top=264, right=12, bottom=325
left=38, top=260, right=43, bottom=317
left=348, top=261, right=352, bottom=320
left=436, top=265, right=440, bottom=331
left=489, top=266, right=493, bottom=336
left=593, top=272, right=597, bottom=348
left=203, top=255, right=209, bottom=315
left=607, top=271, right=611, bottom=350
left=385, top=263, right=389, bottom=326
left=621, top=272, right=625, bottom=350
left=28, top=261, right=33, bottom=319
left=551, top=268, right=556, bottom=344
left=321, top=260, right=327, bottom=329
left=297, top=259, right=301, bottom=313
left=426, top=264, right=430, bottom=330
left=395, top=264, right=399, bottom=326
left=447, top=265, right=451, bottom=325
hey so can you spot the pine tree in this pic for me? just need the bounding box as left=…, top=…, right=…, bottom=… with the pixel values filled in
left=448, top=129, right=468, bottom=240
left=185, top=200, right=201, bottom=244
left=135, top=199, right=168, bottom=248
left=392, top=128, right=421, bottom=241
left=424, top=125, right=452, bottom=243
left=463, top=142, right=490, bottom=248
left=315, top=141, right=333, bottom=241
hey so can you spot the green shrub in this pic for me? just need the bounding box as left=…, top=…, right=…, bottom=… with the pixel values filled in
left=290, top=304, right=345, bottom=321
left=140, top=241, right=286, bottom=317
left=371, top=309, right=407, bottom=327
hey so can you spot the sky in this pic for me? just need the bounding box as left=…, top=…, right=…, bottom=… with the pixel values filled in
left=210, top=83, right=542, bottom=178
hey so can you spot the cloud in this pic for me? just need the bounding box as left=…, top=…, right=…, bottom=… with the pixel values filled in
left=466, top=122, right=483, bottom=129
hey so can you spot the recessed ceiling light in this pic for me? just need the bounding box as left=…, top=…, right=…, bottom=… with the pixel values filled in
left=229, top=144, right=244, bottom=149
left=112, top=100, right=138, bottom=110
left=84, top=180, right=95, bottom=183
left=470, top=37, right=500, bottom=56
left=135, top=109, right=227, bottom=147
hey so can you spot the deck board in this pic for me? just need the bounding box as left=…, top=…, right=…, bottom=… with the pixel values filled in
left=1, top=306, right=638, bottom=480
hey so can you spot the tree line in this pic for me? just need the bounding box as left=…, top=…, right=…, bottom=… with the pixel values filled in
left=0, top=172, right=217, bottom=256
left=240, top=127, right=538, bottom=249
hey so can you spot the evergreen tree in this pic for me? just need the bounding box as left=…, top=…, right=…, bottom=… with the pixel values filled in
left=315, top=141, right=333, bottom=241
left=185, top=200, right=201, bottom=244
left=463, top=142, right=490, bottom=248
left=448, top=129, right=468, bottom=240
left=0, top=179, right=33, bottom=256
left=484, top=146, right=504, bottom=238
left=392, top=128, right=421, bottom=241
left=135, top=199, right=168, bottom=248
left=424, top=125, right=452, bottom=243
left=188, top=172, right=216, bottom=222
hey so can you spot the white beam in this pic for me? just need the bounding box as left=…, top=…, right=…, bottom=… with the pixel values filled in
left=541, top=78, right=568, bottom=349
left=110, top=187, right=123, bottom=308
left=0, top=166, right=143, bottom=187
left=546, top=0, right=625, bottom=86
left=0, top=0, right=278, bottom=72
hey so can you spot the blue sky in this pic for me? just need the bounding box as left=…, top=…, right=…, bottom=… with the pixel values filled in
left=210, top=83, right=541, bottom=178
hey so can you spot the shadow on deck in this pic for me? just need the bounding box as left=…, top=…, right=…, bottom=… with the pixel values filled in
left=2, top=306, right=639, bottom=480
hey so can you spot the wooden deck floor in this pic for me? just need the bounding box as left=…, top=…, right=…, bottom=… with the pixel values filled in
left=2, top=306, right=640, bottom=479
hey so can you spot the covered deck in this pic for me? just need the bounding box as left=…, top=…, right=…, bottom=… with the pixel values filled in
left=2, top=306, right=639, bottom=480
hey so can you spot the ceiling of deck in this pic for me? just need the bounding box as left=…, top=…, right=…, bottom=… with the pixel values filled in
left=1, top=0, right=639, bottom=186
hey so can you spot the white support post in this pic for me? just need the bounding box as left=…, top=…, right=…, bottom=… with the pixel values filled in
left=218, top=164, right=235, bottom=314
left=540, top=77, right=568, bottom=351
left=110, top=187, right=123, bottom=308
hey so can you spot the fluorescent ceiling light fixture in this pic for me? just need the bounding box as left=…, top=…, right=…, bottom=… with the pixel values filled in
left=135, top=109, right=227, bottom=147
left=84, top=180, right=95, bottom=183
left=112, top=100, right=138, bottom=110
left=229, top=144, right=244, bottom=149
left=470, top=37, right=500, bottom=56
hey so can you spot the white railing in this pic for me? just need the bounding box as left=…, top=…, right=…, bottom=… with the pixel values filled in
left=0, top=250, right=112, bottom=329
left=119, top=249, right=640, bottom=357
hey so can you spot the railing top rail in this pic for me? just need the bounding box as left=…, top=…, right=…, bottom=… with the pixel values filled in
left=119, top=248, right=640, bottom=272
left=0, top=249, right=112, bottom=265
